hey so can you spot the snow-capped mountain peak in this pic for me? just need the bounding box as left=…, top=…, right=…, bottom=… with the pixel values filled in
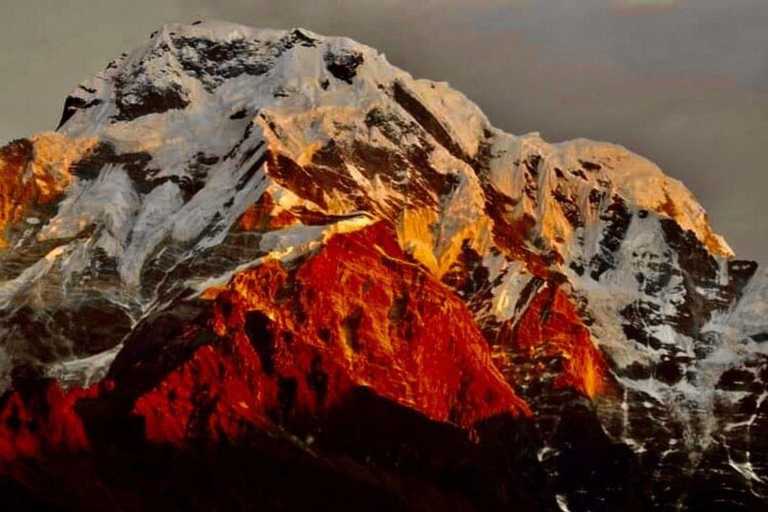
left=0, top=21, right=764, bottom=512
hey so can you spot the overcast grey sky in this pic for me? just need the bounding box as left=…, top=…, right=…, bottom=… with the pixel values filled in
left=0, top=0, right=765, bottom=263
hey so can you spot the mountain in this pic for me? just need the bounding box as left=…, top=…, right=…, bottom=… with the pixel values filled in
left=0, top=21, right=765, bottom=512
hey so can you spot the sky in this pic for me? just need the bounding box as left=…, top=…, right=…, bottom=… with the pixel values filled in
left=0, top=0, right=765, bottom=264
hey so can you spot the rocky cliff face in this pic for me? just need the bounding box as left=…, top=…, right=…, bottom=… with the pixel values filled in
left=0, top=21, right=765, bottom=512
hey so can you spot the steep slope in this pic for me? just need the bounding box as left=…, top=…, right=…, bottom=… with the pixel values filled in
left=0, top=21, right=764, bottom=512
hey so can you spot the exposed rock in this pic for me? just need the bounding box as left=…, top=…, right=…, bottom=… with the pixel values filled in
left=0, top=20, right=764, bottom=512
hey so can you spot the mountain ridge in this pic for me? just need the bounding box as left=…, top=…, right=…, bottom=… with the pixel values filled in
left=0, top=20, right=765, bottom=512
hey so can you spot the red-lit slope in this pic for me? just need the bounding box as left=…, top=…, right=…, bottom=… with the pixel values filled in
left=505, top=282, right=610, bottom=399
left=0, top=222, right=527, bottom=473
left=217, top=222, right=528, bottom=426
left=0, top=381, right=92, bottom=477
left=137, top=222, right=528, bottom=444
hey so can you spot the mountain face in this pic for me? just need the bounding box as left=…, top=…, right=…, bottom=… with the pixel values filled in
left=0, top=21, right=765, bottom=512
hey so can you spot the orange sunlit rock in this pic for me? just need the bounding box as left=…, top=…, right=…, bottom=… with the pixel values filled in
left=0, top=134, right=97, bottom=246
left=132, top=335, right=276, bottom=445
left=134, top=221, right=530, bottom=443
left=511, top=283, right=609, bottom=398
left=0, top=221, right=529, bottom=464
left=0, top=139, right=35, bottom=246
left=205, top=221, right=530, bottom=428
left=238, top=192, right=298, bottom=232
